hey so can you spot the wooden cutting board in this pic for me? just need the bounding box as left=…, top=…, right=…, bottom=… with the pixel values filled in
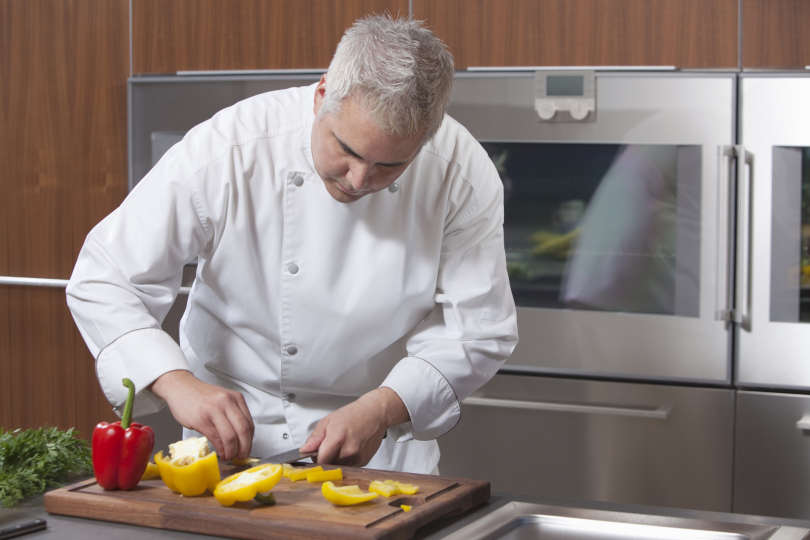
left=44, top=463, right=489, bottom=539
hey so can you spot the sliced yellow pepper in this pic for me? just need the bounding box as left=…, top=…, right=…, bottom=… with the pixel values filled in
left=401, top=504, right=412, bottom=512
left=140, top=461, right=160, bottom=481
left=368, top=480, right=398, bottom=497
left=392, top=481, right=419, bottom=495
left=154, top=450, right=221, bottom=496
left=321, top=481, right=379, bottom=506
left=368, top=479, right=420, bottom=497
left=213, top=463, right=283, bottom=507
left=230, top=457, right=260, bottom=467
left=306, top=468, right=343, bottom=483
left=286, top=465, right=322, bottom=482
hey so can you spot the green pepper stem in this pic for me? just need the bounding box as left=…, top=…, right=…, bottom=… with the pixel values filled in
left=121, top=378, right=135, bottom=428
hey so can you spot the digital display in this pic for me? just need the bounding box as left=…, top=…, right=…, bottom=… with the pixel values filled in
left=546, top=75, right=584, bottom=97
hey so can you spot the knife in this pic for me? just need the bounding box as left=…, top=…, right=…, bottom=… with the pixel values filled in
left=264, top=448, right=318, bottom=464
left=233, top=448, right=318, bottom=467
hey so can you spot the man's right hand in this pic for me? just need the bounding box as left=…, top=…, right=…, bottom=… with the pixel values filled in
left=150, top=369, right=254, bottom=461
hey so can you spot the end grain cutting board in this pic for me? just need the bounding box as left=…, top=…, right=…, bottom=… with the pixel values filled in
left=44, top=463, right=489, bottom=539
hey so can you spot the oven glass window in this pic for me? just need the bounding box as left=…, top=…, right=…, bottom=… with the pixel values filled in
left=770, top=146, right=810, bottom=323
left=485, top=143, right=702, bottom=316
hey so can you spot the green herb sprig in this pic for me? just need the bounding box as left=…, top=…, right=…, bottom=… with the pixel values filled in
left=0, top=426, right=92, bottom=507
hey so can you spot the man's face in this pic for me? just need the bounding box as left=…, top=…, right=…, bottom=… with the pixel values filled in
left=311, top=77, right=424, bottom=203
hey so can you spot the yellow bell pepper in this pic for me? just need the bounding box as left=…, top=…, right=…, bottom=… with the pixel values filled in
left=401, top=504, right=412, bottom=512
left=213, top=463, right=283, bottom=507
left=368, top=480, right=398, bottom=497
left=140, top=461, right=160, bottom=481
left=392, top=480, right=419, bottom=495
left=321, top=481, right=379, bottom=506
left=368, top=479, right=420, bottom=497
left=154, top=450, right=221, bottom=496
left=306, top=468, right=343, bottom=483
left=286, top=465, right=322, bottom=482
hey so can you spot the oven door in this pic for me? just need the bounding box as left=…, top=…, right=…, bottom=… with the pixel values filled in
left=448, top=72, right=735, bottom=383
left=737, top=75, right=810, bottom=390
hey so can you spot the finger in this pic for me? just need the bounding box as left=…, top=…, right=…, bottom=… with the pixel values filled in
left=233, top=393, right=255, bottom=439
left=314, top=430, right=342, bottom=465
left=194, top=417, right=224, bottom=457
left=209, top=410, right=240, bottom=461
left=224, top=398, right=253, bottom=459
left=300, top=422, right=327, bottom=453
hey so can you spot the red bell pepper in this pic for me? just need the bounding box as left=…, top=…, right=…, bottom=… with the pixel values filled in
left=92, top=378, right=155, bottom=490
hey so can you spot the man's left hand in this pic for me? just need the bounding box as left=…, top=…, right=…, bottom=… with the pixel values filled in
left=300, top=387, right=409, bottom=466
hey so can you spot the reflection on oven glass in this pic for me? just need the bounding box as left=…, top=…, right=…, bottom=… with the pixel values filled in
left=485, top=142, right=702, bottom=317
left=770, top=146, right=810, bottom=323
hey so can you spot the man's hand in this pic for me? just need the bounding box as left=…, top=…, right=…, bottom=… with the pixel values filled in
left=150, top=369, right=254, bottom=461
left=300, top=387, right=409, bottom=466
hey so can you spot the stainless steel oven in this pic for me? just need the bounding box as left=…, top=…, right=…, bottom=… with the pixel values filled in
left=437, top=70, right=737, bottom=511
left=447, top=71, right=736, bottom=384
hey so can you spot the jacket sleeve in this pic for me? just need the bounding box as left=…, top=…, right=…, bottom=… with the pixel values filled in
left=381, top=143, right=519, bottom=441
left=66, top=135, right=224, bottom=417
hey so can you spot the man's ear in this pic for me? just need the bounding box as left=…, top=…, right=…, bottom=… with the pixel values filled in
left=313, top=74, right=327, bottom=115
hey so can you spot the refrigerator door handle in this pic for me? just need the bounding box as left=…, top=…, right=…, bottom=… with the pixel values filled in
left=734, top=145, right=755, bottom=331
left=717, top=146, right=737, bottom=322
left=462, top=396, right=671, bottom=420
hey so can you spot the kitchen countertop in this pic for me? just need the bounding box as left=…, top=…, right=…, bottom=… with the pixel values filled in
left=4, top=486, right=810, bottom=539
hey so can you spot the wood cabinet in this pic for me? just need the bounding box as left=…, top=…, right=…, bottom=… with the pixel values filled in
left=0, top=0, right=127, bottom=438
left=742, top=0, right=810, bottom=68
left=132, top=0, right=409, bottom=73
left=414, top=0, right=738, bottom=69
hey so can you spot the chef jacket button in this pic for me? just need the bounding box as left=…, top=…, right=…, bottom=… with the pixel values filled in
left=286, top=393, right=296, bottom=402
left=285, top=344, right=298, bottom=355
left=282, top=433, right=289, bottom=440
left=289, top=172, right=304, bottom=187
left=388, top=181, right=399, bottom=193
left=287, top=262, right=299, bottom=275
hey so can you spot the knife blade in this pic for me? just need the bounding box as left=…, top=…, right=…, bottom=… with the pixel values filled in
left=249, top=448, right=317, bottom=465
left=266, top=448, right=318, bottom=464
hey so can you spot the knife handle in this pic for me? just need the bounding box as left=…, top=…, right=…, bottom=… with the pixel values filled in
left=0, top=519, right=47, bottom=539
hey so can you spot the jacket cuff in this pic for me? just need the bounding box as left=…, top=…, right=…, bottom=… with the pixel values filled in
left=380, top=356, right=461, bottom=442
left=96, top=327, right=190, bottom=418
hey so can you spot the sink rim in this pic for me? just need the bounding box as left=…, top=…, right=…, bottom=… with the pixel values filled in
left=441, top=501, right=781, bottom=540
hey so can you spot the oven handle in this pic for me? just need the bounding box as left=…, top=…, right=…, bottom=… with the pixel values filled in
left=462, top=396, right=671, bottom=420
left=734, top=145, right=754, bottom=331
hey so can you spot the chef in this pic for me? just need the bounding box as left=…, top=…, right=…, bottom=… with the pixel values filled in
left=66, top=14, right=518, bottom=474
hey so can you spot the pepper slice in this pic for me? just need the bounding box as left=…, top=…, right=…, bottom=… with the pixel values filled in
left=214, top=464, right=283, bottom=507
left=321, top=481, right=379, bottom=506
left=368, top=479, right=420, bottom=497
left=286, top=465, right=322, bottom=482
left=306, top=468, right=343, bottom=483
left=140, top=461, right=160, bottom=481
left=154, top=449, right=221, bottom=496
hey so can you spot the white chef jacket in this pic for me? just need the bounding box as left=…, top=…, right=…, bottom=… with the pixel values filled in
left=66, top=83, right=518, bottom=473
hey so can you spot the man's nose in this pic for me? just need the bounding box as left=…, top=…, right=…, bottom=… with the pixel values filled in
left=347, top=161, right=372, bottom=191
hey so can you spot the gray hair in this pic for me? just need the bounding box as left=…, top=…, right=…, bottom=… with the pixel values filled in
left=320, top=14, right=454, bottom=142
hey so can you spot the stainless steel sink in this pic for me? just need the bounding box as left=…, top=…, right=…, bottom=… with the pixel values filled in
left=442, top=502, right=810, bottom=540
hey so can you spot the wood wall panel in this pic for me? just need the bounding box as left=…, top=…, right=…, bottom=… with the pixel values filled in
left=742, top=0, right=810, bottom=68
left=0, top=0, right=127, bottom=438
left=132, top=0, right=409, bottom=73
left=414, top=0, right=738, bottom=69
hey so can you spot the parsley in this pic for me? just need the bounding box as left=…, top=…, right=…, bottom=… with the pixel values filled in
left=0, top=426, right=92, bottom=507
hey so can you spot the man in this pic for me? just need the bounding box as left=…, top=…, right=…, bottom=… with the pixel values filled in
left=67, top=15, right=517, bottom=474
